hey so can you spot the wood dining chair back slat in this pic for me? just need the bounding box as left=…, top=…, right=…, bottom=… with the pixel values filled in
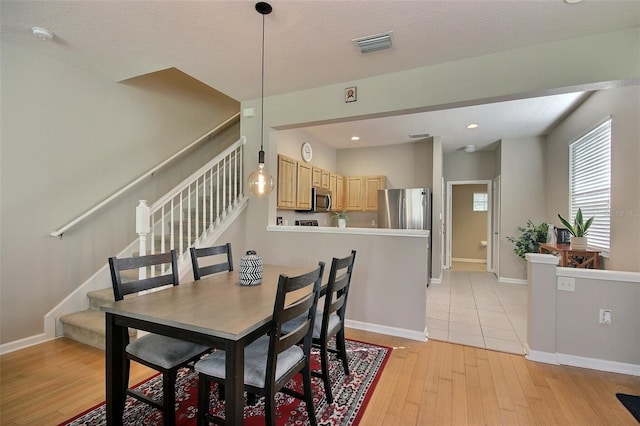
left=189, top=242, right=233, bottom=280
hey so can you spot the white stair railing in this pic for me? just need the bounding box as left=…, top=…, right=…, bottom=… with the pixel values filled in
left=137, top=136, right=246, bottom=263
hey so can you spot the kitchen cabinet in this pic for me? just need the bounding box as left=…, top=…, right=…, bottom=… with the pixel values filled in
left=277, top=155, right=297, bottom=209
left=312, top=167, right=330, bottom=189
left=345, top=175, right=386, bottom=212
left=329, top=173, right=345, bottom=211
left=312, top=167, right=322, bottom=188
left=321, top=169, right=330, bottom=189
left=364, top=175, right=386, bottom=211
left=296, top=162, right=313, bottom=210
left=345, top=176, right=364, bottom=211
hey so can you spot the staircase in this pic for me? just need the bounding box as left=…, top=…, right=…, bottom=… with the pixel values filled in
left=60, top=288, right=136, bottom=350
left=58, top=137, right=247, bottom=349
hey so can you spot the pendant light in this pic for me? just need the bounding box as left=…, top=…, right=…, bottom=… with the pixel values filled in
left=247, top=2, right=275, bottom=197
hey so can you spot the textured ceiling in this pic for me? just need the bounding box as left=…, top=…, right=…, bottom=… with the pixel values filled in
left=2, top=0, right=638, bottom=152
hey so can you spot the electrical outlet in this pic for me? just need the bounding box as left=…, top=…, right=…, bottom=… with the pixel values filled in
left=599, top=309, right=612, bottom=324
left=557, top=277, right=575, bottom=291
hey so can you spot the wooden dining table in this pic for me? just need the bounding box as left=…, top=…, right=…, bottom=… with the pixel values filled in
left=101, top=263, right=313, bottom=425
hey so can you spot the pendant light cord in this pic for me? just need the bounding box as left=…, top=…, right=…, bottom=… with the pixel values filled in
left=260, top=11, right=265, bottom=153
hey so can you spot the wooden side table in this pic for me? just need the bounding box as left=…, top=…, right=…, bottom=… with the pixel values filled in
left=539, top=243, right=601, bottom=269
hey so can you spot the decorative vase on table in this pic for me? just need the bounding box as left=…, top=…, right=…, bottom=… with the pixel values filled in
left=570, top=236, right=588, bottom=250
left=239, top=250, right=263, bottom=286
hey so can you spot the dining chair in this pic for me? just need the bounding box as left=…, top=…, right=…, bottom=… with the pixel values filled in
left=195, top=262, right=326, bottom=426
left=281, top=250, right=357, bottom=403
left=108, top=250, right=210, bottom=426
left=189, top=242, right=234, bottom=280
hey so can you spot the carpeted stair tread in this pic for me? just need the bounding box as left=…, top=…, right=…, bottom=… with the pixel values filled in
left=61, top=308, right=136, bottom=350
left=87, top=287, right=117, bottom=310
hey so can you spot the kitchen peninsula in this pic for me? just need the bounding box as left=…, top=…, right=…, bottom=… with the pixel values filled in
left=264, top=224, right=431, bottom=341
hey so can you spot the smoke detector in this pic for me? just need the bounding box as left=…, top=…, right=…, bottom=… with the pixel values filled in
left=32, top=27, right=54, bottom=41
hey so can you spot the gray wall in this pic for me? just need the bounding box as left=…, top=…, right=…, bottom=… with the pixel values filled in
left=527, top=254, right=639, bottom=371
left=500, top=137, right=547, bottom=280
left=336, top=139, right=433, bottom=190
left=444, top=151, right=497, bottom=181
left=545, top=85, right=640, bottom=272
left=262, top=229, right=429, bottom=337
left=1, top=42, right=239, bottom=343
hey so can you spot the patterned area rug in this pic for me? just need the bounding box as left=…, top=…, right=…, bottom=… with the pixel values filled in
left=61, top=339, right=391, bottom=425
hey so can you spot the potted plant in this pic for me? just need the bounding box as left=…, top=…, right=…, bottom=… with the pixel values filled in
left=506, top=220, right=549, bottom=259
left=557, top=208, right=594, bottom=250
left=332, top=210, right=349, bottom=228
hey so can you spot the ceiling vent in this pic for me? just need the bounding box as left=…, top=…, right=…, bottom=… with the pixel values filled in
left=353, top=32, right=393, bottom=54
left=409, top=133, right=430, bottom=139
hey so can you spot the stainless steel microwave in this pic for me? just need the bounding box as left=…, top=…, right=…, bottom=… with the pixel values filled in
left=313, top=187, right=332, bottom=212
left=296, top=187, right=332, bottom=212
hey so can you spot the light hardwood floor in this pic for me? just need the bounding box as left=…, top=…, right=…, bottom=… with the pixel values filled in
left=1, top=331, right=639, bottom=425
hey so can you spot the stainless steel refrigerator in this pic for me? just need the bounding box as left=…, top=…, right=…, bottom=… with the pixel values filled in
left=378, top=188, right=432, bottom=284
left=377, top=188, right=431, bottom=230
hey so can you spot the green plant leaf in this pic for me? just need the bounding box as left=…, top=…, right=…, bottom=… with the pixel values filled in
left=557, top=213, right=576, bottom=236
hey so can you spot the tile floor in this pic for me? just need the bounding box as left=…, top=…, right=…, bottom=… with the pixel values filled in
left=426, top=261, right=528, bottom=355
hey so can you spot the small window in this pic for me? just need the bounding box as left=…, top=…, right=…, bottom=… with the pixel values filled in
left=473, top=192, right=488, bottom=212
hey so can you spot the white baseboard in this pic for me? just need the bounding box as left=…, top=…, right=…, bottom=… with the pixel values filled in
left=526, top=348, right=560, bottom=365
left=0, top=333, right=54, bottom=355
left=556, top=353, right=640, bottom=377
left=498, top=277, right=528, bottom=285
left=345, top=319, right=426, bottom=342
left=452, top=258, right=487, bottom=264
left=527, top=348, right=640, bottom=377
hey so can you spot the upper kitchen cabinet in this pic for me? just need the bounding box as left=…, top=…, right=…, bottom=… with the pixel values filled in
left=296, top=162, right=313, bottom=210
left=345, top=176, right=364, bottom=211
left=329, top=173, right=345, bottom=212
left=277, top=154, right=297, bottom=209
left=346, top=175, right=386, bottom=212
left=312, top=166, right=330, bottom=189
left=364, top=175, right=386, bottom=211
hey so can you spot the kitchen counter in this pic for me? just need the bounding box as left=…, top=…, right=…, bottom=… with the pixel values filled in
left=267, top=225, right=430, bottom=238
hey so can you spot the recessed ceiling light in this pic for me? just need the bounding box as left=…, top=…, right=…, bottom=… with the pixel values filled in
left=351, top=136, right=360, bottom=141
left=463, top=145, right=476, bottom=153
left=467, top=123, right=478, bottom=129
left=564, top=0, right=584, bottom=4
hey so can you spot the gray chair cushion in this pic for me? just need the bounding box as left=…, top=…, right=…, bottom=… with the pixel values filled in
left=280, top=311, right=341, bottom=339
left=194, top=335, right=305, bottom=388
left=126, top=334, right=209, bottom=369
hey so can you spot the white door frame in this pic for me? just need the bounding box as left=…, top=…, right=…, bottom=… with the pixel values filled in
left=491, top=175, right=501, bottom=276
left=445, top=180, right=493, bottom=270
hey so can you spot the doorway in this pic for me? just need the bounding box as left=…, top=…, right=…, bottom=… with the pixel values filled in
left=445, top=180, right=492, bottom=270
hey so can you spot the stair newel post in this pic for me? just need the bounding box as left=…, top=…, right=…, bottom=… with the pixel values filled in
left=136, top=200, right=151, bottom=279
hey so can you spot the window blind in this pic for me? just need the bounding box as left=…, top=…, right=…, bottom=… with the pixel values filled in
left=569, top=118, right=611, bottom=252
